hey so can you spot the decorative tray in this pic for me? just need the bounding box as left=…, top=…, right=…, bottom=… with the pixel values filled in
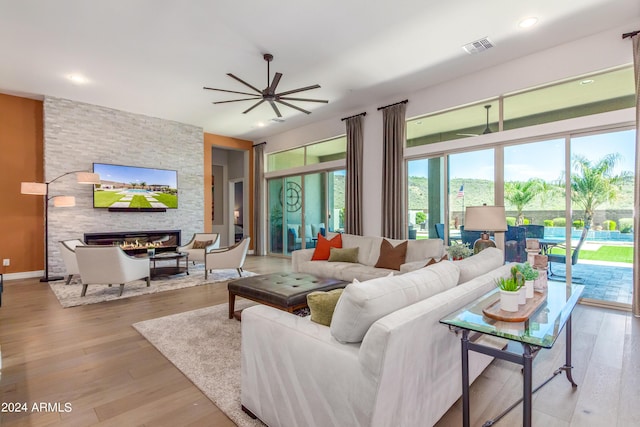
left=482, top=291, right=547, bottom=322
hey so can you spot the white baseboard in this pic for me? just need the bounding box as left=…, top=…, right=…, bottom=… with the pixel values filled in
left=2, top=270, right=44, bottom=281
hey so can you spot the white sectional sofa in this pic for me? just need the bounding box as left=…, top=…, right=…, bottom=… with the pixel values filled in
left=241, top=248, right=511, bottom=427
left=292, top=233, right=446, bottom=281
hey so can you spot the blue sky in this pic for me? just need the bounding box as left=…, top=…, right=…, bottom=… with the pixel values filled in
left=408, top=129, right=636, bottom=182
left=94, top=163, right=177, bottom=187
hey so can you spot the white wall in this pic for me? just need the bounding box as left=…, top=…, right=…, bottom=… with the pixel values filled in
left=259, top=23, right=636, bottom=237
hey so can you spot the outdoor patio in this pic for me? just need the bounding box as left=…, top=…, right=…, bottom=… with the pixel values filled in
left=548, top=261, right=633, bottom=305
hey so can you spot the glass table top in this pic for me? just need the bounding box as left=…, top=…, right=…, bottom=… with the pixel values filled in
left=440, top=282, right=584, bottom=348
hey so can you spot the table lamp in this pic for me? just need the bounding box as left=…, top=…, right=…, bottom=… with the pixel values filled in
left=464, top=205, right=507, bottom=254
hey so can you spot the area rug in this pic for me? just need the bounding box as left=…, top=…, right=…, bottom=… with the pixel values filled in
left=49, top=265, right=257, bottom=308
left=133, top=301, right=264, bottom=427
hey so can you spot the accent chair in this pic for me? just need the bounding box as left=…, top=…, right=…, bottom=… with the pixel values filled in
left=59, top=239, right=85, bottom=285
left=177, top=233, right=220, bottom=264
left=75, top=246, right=150, bottom=297
left=204, top=237, right=251, bottom=279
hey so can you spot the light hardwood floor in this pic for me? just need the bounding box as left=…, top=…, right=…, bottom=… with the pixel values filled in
left=0, top=256, right=638, bottom=426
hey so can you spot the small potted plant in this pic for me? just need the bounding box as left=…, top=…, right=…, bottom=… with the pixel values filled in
left=495, top=267, right=524, bottom=312
left=517, top=262, right=539, bottom=298
left=446, top=242, right=473, bottom=260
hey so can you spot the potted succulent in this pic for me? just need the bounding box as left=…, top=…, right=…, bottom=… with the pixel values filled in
left=446, top=242, right=473, bottom=260
left=495, top=266, right=525, bottom=312
left=517, top=262, right=539, bottom=298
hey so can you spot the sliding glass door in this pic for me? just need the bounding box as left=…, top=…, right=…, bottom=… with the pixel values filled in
left=268, top=170, right=345, bottom=256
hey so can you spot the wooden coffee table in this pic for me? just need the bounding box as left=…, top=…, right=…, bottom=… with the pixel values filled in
left=149, top=252, right=189, bottom=278
left=227, top=272, right=347, bottom=320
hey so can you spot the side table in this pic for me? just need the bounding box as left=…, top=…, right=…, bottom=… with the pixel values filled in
left=440, top=282, right=584, bottom=427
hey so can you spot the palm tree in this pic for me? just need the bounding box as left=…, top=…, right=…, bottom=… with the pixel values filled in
left=504, top=178, right=546, bottom=225
left=570, top=153, right=632, bottom=226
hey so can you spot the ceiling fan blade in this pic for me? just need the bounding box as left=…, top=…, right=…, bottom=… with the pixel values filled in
left=213, top=97, right=261, bottom=104
left=203, top=87, right=258, bottom=97
left=276, top=100, right=311, bottom=115
left=226, top=73, right=262, bottom=94
left=243, top=99, right=266, bottom=114
left=269, top=100, right=282, bottom=118
left=276, top=84, right=321, bottom=97
left=279, top=96, right=328, bottom=103
left=268, top=72, right=282, bottom=94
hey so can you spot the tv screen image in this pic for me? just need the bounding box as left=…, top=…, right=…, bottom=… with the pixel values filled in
left=93, top=163, right=178, bottom=209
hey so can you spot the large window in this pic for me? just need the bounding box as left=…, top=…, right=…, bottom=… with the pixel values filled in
left=267, top=136, right=346, bottom=172
left=406, top=66, right=634, bottom=148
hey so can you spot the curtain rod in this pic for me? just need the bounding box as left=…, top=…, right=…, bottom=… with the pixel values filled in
left=253, top=141, right=267, bottom=147
left=377, top=99, right=408, bottom=111
left=340, top=112, right=367, bottom=121
left=622, top=30, right=640, bottom=39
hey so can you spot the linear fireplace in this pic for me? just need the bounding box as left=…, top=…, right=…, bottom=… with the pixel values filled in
left=83, top=230, right=181, bottom=255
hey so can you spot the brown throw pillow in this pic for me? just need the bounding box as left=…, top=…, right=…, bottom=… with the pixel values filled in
left=425, top=254, right=449, bottom=267
left=192, top=240, right=213, bottom=249
left=375, top=239, right=408, bottom=270
left=307, top=289, right=344, bottom=326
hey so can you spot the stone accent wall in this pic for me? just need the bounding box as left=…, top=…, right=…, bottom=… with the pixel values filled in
left=44, top=97, right=204, bottom=275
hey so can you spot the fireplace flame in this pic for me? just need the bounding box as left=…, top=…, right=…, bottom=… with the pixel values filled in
left=119, top=240, right=164, bottom=249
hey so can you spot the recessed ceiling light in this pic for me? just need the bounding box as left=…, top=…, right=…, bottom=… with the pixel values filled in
left=67, top=74, right=88, bottom=84
left=256, top=122, right=266, bottom=127
left=518, top=17, right=538, bottom=29
left=580, top=79, right=595, bottom=85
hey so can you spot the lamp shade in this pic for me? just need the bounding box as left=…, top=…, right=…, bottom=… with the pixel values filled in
left=53, top=196, right=76, bottom=207
left=76, top=172, right=101, bottom=184
left=464, top=206, right=507, bottom=232
left=21, top=182, right=47, bottom=195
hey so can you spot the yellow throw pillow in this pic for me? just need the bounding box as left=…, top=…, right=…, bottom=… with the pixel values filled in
left=192, top=240, right=213, bottom=249
left=307, top=289, right=344, bottom=326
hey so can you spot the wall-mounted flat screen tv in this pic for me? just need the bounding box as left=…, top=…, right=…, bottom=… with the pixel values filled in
left=93, top=163, right=178, bottom=209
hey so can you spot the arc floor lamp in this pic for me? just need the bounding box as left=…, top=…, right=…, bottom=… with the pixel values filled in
left=21, top=171, right=100, bottom=282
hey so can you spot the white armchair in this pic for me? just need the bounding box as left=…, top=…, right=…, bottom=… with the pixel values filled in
left=59, top=239, right=85, bottom=285
left=75, top=246, right=150, bottom=297
left=204, top=237, right=250, bottom=279
left=177, top=233, right=220, bottom=264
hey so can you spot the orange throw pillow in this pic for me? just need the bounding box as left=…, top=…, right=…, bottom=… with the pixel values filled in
left=311, top=233, right=343, bottom=260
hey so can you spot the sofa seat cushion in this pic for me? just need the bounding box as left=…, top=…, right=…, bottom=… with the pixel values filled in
left=298, top=260, right=396, bottom=282
left=454, top=247, right=505, bottom=284
left=330, top=261, right=460, bottom=343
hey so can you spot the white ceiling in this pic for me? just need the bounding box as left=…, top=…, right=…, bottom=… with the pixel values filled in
left=1, top=0, right=638, bottom=141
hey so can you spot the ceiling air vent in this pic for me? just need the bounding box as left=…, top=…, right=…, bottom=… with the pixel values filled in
left=462, top=37, right=494, bottom=54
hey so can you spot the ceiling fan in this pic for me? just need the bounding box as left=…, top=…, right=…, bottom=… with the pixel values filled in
left=203, top=53, right=328, bottom=118
left=457, top=104, right=493, bottom=137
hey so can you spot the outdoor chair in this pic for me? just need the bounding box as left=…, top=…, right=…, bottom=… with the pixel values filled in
left=459, top=225, right=484, bottom=248
left=522, top=224, right=545, bottom=239
left=204, top=237, right=251, bottom=279
left=59, top=239, right=85, bottom=285
left=434, top=223, right=445, bottom=240
left=505, top=225, right=527, bottom=263
left=547, top=226, right=590, bottom=282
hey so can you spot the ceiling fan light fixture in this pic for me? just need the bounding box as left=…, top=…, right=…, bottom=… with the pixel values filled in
left=204, top=53, right=328, bottom=117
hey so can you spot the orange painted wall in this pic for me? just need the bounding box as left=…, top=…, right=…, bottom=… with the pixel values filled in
left=203, top=133, right=254, bottom=249
left=0, top=94, right=44, bottom=274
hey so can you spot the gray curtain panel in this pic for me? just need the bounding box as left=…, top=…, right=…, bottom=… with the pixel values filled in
left=632, top=34, right=639, bottom=316
left=345, top=115, right=364, bottom=235
left=381, top=103, right=407, bottom=239
left=253, top=143, right=265, bottom=255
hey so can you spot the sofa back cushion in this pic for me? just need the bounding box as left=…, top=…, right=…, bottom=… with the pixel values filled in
left=454, top=247, right=505, bottom=284
left=341, top=234, right=382, bottom=266
left=330, top=261, right=460, bottom=343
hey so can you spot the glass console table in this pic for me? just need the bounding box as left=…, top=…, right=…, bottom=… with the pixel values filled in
left=440, top=282, right=584, bottom=427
